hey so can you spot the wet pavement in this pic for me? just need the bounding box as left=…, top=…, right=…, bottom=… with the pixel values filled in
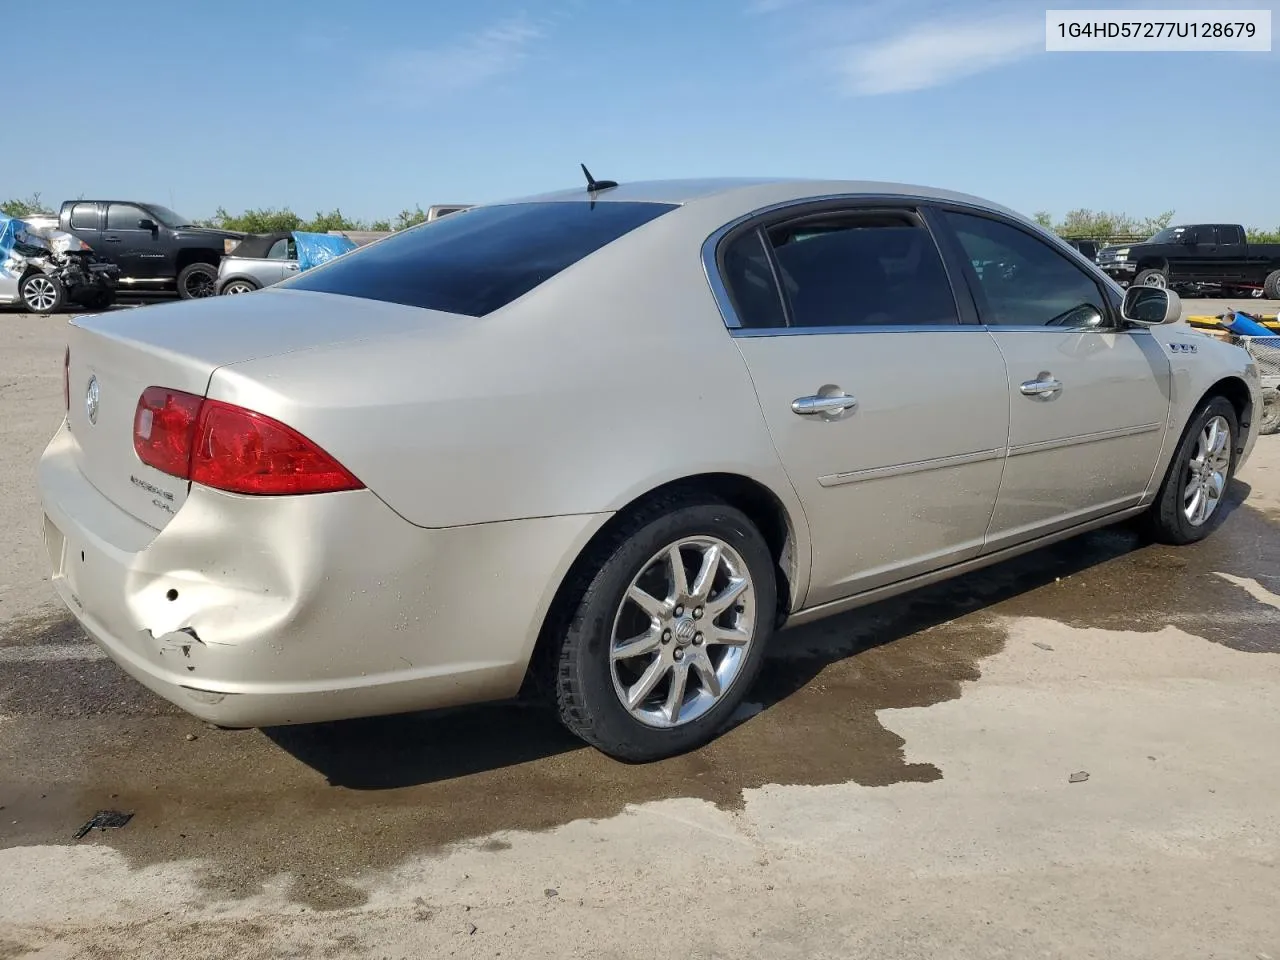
left=1, top=480, right=1276, bottom=912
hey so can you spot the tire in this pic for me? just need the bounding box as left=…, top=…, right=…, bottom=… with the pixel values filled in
left=76, top=290, right=115, bottom=311
left=1263, top=269, right=1280, bottom=301
left=551, top=494, right=777, bottom=762
left=1259, top=389, right=1280, bottom=437
left=177, top=262, right=218, bottom=299
left=20, top=272, right=65, bottom=314
left=1142, top=396, right=1239, bottom=545
left=1134, top=268, right=1168, bottom=289
left=220, top=279, right=258, bottom=296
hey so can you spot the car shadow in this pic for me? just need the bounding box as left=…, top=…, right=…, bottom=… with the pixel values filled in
left=266, top=480, right=1253, bottom=790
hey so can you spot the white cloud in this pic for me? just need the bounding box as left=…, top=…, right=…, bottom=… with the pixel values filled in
left=372, top=16, right=543, bottom=103
left=835, top=13, right=1043, bottom=95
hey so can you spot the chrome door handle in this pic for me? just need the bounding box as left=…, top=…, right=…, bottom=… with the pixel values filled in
left=1020, top=375, right=1063, bottom=400
left=285, top=263, right=299, bottom=271
left=791, top=393, right=858, bottom=416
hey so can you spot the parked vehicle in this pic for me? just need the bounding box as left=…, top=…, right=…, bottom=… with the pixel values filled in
left=1063, top=238, right=1100, bottom=261
left=39, top=178, right=1262, bottom=761
left=52, top=200, right=244, bottom=300
left=1097, top=223, right=1280, bottom=298
left=427, top=203, right=472, bottom=220
left=217, top=231, right=357, bottom=294
left=1, top=213, right=119, bottom=313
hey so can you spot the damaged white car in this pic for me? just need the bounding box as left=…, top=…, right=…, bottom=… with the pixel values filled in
left=1, top=213, right=119, bottom=313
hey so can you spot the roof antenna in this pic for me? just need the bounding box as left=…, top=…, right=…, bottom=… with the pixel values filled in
left=580, top=163, right=618, bottom=194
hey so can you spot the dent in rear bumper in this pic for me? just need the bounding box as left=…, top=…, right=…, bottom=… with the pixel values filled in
left=38, top=421, right=611, bottom=726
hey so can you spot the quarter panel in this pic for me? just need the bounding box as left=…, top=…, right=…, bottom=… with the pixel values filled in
left=206, top=209, right=806, bottom=542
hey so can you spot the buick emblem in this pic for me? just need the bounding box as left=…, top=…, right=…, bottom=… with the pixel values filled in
left=85, top=376, right=100, bottom=425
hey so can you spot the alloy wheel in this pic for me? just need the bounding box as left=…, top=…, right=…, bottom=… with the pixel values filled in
left=23, top=276, right=58, bottom=312
left=1183, top=415, right=1232, bottom=526
left=609, top=536, right=756, bottom=728
left=185, top=272, right=216, bottom=298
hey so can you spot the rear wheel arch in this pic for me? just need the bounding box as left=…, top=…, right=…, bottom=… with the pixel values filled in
left=175, top=248, right=222, bottom=272
left=521, top=472, right=802, bottom=699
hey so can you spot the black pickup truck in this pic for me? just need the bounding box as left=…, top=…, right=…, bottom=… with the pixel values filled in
left=54, top=201, right=245, bottom=299
left=1096, top=224, right=1280, bottom=299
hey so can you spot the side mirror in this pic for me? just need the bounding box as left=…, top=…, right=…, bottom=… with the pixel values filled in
left=1122, top=286, right=1181, bottom=326
left=137, top=218, right=158, bottom=231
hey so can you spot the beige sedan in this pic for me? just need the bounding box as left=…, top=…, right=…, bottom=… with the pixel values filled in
left=38, top=178, right=1262, bottom=761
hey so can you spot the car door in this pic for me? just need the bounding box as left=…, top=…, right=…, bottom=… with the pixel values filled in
left=103, top=203, right=168, bottom=279
left=272, top=236, right=300, bottom=284
left=936, top=209, right=1171, bottom=550
left=718, top=203, right=1009, bottom=606
left=1213, top=224, right=1249, bottom=282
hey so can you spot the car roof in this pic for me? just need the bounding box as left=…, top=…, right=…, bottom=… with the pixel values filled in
left=502, top=177, right=1025, bottom=222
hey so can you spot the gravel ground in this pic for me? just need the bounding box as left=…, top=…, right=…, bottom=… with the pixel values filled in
left=0, top=304, right=1277, bottom=959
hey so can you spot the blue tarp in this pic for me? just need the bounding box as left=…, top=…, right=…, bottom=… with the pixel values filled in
left=292, top=231, right=356, bottom=272
left=1225, top=310, right=1272, bottom=337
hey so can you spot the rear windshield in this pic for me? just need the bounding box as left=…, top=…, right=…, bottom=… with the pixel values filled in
left=281, top=200, right=678, bottom=317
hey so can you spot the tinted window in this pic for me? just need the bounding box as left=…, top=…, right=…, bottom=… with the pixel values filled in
left=107, top=204, right=149, bottom=230
left=1218, top=225, right=1245, bottom=245
left=762, top=212, right=958, bottom=328
left=70, top=203, right=98, bottom=230
left=944, top=212, right=1108, bottom=330
left=284, top=201, right=676, bottom=317
left=720, top=229, right=786, bottom=329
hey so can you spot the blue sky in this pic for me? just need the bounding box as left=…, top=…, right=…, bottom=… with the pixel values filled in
left=4, top=0, right=1277, bottom=227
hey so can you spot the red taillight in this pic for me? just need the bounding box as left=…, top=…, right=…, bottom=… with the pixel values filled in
left=134, top=387, right=203, bottom=477
left=132, top=388, right=363, bottom=496
left=63, top=347, right=70, bottom=412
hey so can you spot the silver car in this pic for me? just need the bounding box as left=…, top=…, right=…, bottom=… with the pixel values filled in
left=215, top=232, right=299, bottom=294
left=38, top=178, right=1262, bottom=761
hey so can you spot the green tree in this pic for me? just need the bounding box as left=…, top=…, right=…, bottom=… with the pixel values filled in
left=1, top=192, right=53, bottom=218
left=1246, top=226, right=1280, bottom=243
left=202, top=206, right=303, bottom=233
left=300, top=208, right=367, bottom=233
left=1033, top=210, right=1054, bottom=229
left=392, top=205, right=428, bottom=230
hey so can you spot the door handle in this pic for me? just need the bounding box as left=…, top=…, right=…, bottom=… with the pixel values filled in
left=791, top=392, right=858, bottom=416
left=1019, top=374, right=1063, bottom=400
left=285, top=263, right=299, bottom=271
left=103, top=235, right=121, bottom=242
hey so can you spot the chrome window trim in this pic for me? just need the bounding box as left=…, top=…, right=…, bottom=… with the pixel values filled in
left=700, top=192, right=1125, bottom=332
left=730, top=324, right=988, bottom=338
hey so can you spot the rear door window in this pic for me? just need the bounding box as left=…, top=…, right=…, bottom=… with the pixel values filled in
left=284, top=201, right=676, bottom=316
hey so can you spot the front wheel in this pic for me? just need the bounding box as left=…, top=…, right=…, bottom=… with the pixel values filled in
left=20, top=272, right=65, bottom=313
left=1134, top=268, right=1168, bottom=289
left=1142, top=396, right=1238, bottom=545
left=552, top=496, right=777, bottom=762
left=177, top=262, right=218, bottom=299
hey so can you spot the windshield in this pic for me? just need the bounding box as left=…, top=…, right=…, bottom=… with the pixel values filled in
left=146, top=204, right=194, bottom=228
left=1148, top=226, right=1188, bottom=243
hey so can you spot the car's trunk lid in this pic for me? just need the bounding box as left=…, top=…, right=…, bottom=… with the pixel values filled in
left=64, top=288, right=438, bottom=530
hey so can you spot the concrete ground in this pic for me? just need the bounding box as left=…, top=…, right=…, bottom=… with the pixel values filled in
left=1, top=306, right=1278, bottom=959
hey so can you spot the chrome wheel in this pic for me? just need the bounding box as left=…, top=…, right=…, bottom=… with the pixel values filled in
left=224, top=281, right=255, bottom=295
left=1183, top=415, right=1231, bottom=526
left=1142, top=272, right=1167, bottom=288
left=22, top=276, right=58, bottom=311
left=610, top=536, right=756, bottom=729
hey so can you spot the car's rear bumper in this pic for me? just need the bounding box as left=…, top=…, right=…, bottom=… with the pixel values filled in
left=38, top=420, right=609, bottom=727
